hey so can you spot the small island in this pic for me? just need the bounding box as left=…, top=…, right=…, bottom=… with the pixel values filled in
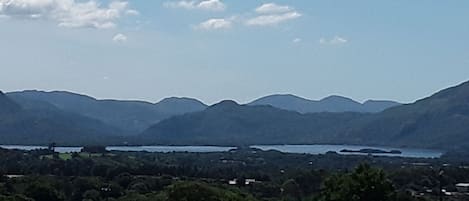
left=340, top=148, right=402, bottom=155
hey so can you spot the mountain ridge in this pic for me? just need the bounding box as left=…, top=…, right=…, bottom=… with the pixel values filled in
left=0, top=92, right=122, bottom=145
left=139, top=80, right=469, bottom=149
left=7, top=90, right=208, bottom=134
left=249, top=94, right=400, bottom=113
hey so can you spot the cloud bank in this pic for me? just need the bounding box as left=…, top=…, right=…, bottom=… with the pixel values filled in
left=0, top=0, right=137, bottom=29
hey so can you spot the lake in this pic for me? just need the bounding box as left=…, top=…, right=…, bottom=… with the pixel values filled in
left=0, top=145, right=236, bottom=153
left=252, top=145, right=443, bottom=158
left=0, top=144, right=443, bottom=158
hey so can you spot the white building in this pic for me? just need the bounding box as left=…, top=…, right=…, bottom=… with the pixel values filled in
left=456, top=183, right=469, bottom=193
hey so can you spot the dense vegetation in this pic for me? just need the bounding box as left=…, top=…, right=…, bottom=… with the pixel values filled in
left=1, top=147, right=469, bottom=201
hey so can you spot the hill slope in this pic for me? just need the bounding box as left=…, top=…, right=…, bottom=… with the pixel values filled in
left=0, top=92, right=121, bottom=145
left=341, top=81, right=469, bottom=149
left=140, top=81, right=469, bottom=149
left=0, top=91, right=21, bottom=114
left=140, top=100, right=365, bottom=145
left=249, top=94, right=400, bottom=113
left=7, top=91, right=207, bottom=134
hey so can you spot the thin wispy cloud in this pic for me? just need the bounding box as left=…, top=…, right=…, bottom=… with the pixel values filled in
left=125, top=9, right=140, bottom=16
left=196, top=18, right=232, bottom=30
left=293, top=38, right=302, bottom=43
left=255, top=3, right=292, bottom=14
left=112, top=33, right=128, bottom=43
left=0, top=0, right=138, bottom=29
left=164, top=0, right=226, bottom=11
left=246, top=3, right=301, bottom=27
left=246, top=11, right=301, bottom=26
left=319, top=36, right=348, bottom=45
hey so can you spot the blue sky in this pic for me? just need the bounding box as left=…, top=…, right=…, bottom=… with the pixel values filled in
left=1, top=0, right=468, bottom=104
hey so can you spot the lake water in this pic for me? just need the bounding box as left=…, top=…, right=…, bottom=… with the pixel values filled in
left=107, top=146, right=237, bottom=153
left=252, top=145, right=443, bottom=158
left=0, top=145, right=236, bottom=153
left=0, top=144, right=443, bottom=158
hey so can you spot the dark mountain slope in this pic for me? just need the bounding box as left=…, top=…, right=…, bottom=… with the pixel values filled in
left=7, top=91, right=207, bottom=134
left=0, top=91, right=21, bottom=114
left=140, top=80, right=469, bottom=149
left=140, top=100, right=366, bottom=145
left=249, top=94, right=400, bottom=113
left=341, top=81, right=469, bottom=149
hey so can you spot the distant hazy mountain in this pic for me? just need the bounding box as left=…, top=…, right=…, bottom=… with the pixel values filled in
left=7, top=90, right=207, bottom=134
left=155, top=97, right=208, bottom=115
left=5, top=80, right=469, bottom=149
left=0, top=91, right=121, bottom=145
left=140, top=100, right=365, bottom=145
left=249, top=94, right=400, bottom=113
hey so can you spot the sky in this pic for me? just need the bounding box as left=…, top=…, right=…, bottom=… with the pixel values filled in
left=1, top=0, right=469, bottom=105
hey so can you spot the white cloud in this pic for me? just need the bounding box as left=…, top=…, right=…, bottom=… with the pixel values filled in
left=255, top=3, right=292, bottom=14
left=125, top=9, right=139, bottom=16
left=246, top=11, right=301, bottom=26
left=246, top=3, right=300, bottom=27
left=164, top=0, right=226, bottom=11
left=319, top=36, right=348, bottom=45
left=112, top=33, right=127, bottom=43
left=0, top=0, right=138, bottom=29
left=293, top=38, right=301, bottom=43
left=196, top=18, right=231, bottom=30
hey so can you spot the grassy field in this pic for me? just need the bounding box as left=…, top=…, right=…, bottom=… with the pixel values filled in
left=40, top=153, right=112, bottom=160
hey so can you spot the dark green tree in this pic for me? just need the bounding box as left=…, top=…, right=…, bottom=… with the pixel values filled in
left=25, top=182, right=64, bottom=201
left=319, top=164, right=395, bottom=201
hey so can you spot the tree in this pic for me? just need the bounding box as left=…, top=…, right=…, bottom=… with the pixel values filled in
left=25, top=182, right=64, bottom=201
left=319, top=164, right=395, bottom=201
left=165, top=182, right=257, bottom=201
left=282, top=179, right=302, bottom=201
left=0, top=195, right=34, bottom=201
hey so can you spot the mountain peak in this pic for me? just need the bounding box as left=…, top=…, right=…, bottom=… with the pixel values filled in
left=158, top=97, right=205, bottom=105
left=261, top=94, right=308, bottom=100
left=320, top=95, right=358, bottom=103
left=210, top=100, right=240, bottom=108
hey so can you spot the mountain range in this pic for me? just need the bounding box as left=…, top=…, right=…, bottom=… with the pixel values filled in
left=5, top=90, right=398, bottom=135
left=0, top=91, right=120, bottom=145
left=1, top=81, right=469, bottom=150
left=249, top=94, right=400, bottom=113
left=7, top=90, right=207, bottom=134
left=141, top=81, right=469, bottom=149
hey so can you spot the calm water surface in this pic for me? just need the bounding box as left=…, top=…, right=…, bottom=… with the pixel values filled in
left=252, top=145, right=443, bottom=158
left=0, top=145, right=443, bottom=158
left=0, top=145, right=235, bottom=153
